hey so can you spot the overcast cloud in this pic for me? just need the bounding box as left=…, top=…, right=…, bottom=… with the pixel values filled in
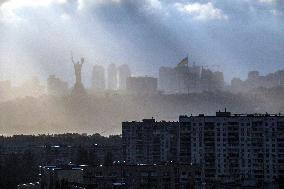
left=0, top=0, right=283, bottom=85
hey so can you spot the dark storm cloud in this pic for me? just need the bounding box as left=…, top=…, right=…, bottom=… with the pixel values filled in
left=77, top=0, right=284, bottom=78
left=88, top=0, right=187, bottom=73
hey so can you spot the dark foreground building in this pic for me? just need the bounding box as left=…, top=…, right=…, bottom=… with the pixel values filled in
left=38, top=164, right=198, bottom=189
left=122, top=111, right=284, bottom=186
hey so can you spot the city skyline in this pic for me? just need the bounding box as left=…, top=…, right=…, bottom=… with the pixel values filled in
left=0, top=60, right=283, bottom=91
left=0, top=0, right=284, bottom=85
left=1, top=1, right=284, bottom=188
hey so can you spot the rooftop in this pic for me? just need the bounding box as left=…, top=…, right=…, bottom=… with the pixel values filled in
left=180, top=110, right=284, bottom=118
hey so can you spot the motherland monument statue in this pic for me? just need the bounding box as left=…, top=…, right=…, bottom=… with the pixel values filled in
left=71, top=53, right=87, bottom=97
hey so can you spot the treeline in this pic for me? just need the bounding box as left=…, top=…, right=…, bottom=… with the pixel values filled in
left=0, top=133, right=121, bottom=147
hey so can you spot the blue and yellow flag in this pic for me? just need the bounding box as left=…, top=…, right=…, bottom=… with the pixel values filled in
left=177, top=56, right=188, bottom=67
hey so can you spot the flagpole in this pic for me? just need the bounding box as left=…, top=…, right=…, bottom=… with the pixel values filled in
left=187, top=54, right=189, bottom=95
left=187, top=54, right=189, bottom=68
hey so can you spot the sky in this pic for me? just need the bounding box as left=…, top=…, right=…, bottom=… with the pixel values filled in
left=0, top=0, right=283, bottom=86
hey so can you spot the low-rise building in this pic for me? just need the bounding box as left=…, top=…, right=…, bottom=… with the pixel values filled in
left=40, top=164, right=198, bottom=189
left=126, top=76, right=158, bottom=95
left=40, top=164, right=84, bottom=189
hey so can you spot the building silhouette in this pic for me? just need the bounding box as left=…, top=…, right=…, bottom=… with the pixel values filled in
left=47, top=75, right=68, bottom=96
left=118, top=64, right=131, bottom=90
left=123, top=111, right=284, bottom=184
left=231, top=69, right=284, bottom=93
left=91, top=65, right=106, bottom=92
left=126, top=76, right=157, bottom=95
left=107, top=64, right=117, bottom=90
left=39, top=163, right=198, bottom=189
left=200, top=68, right=224, bottom=92
left=159, top=60, right=224, bottom=94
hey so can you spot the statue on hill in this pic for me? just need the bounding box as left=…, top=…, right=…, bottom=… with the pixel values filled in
left=72, top=56, right=84, bottom=85
left=71, top=54, right=87, bottom=97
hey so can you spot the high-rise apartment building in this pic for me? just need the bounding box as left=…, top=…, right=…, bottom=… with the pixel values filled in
left=230, top=69, right=284, bottom=92
left=118, top=64, right=131, bottom=90
left=159, top=65, right=224, bottom=94
left=122, top=111, right=284, bottom=183
left=107, top=64, right=117, bottom=90
left=47, top=75, right=69, bottom=96
left=91, top=65, right=106, bottom=92
left=122, top=119, right=179, bottom=164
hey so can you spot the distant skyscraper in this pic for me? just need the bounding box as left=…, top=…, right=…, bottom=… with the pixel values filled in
left=118, top=64, right=131, bottom=90
left=278, top=70, right=284, bottom=86
left=126, top=76, right=157, bottom=95
left=158, top=58, right=228, bottom=94
left=91, top=65, right=106, bottom=92
left=47, top=75, right=68, bottom=96
left=107, top=64, right=117, bottom=90
left=231, top=77, right=244, bottom=93
left=230, top=69, right=284, bottom=93
left=248, top=71, right=260, bottom=81
left=200, top=68, right=224, bottom=92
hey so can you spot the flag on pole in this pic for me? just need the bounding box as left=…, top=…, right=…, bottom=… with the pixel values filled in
left=177, top=56, right=188, bottom=67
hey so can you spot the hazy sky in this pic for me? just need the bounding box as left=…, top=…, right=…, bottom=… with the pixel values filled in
left=0, top=0, right=283, bottom=86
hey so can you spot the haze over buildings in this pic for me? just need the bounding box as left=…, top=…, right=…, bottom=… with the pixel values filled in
left=231, top=70, right=284, bottom=93
left=0, top=0, right=283, bottom=136
left=47, top=75, right=68, bottom=96
left=91, top=65, right=106, bottom=92
left=1, top=1, right=284, bottom=188
left=107, top=64, right=117, bottom=90
left=118, top=64, right=131, bottom=90
left=159, top=58, right=225, bottom=94
left=0, top=54, right=283, bottom=136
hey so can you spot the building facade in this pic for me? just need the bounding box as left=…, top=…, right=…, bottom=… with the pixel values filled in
left=118, top=64, right=131, bottom=90
left=39, top=164, right=198, bottom=189
left=40, top=165, right=84, bottom=189
left=83, top=164, right=198, bottom=189
left=47, top=75, right=69, bottom=96
left=159, top=65, right=224, bottom=94
left=231, top=69, right=284, bottom=93
left=92, top=65, right=106, bottom=92
left=122, top=111, right=284, bottom=184
left=126, top=76, right=158, bottom=95
left=107, top=64, right=118, bottom=90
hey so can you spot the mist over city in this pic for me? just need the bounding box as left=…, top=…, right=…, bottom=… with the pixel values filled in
left=1, top=0, right=284, bottom=189
left=0, top=0, right=283, bottom=135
